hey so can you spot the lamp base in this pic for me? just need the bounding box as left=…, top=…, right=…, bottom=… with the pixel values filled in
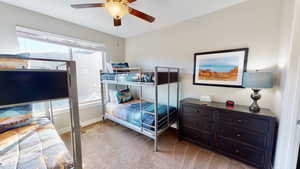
left=249, top=89, right=261, bottom=113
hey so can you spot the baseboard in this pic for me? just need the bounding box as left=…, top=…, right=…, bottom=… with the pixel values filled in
left=58, top=116, right=103, bottom=134
left=80, top=117, right=102, bottom=127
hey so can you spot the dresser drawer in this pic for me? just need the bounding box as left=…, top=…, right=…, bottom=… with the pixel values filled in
left=216, top=137, right=264, bottom=167
left=218, top=110, right=269, bottom=133
left=181, top=116, right=213, bottom=133
left=217, top=126, right=267, bottom=149
left=182, top=104, right=214, bottom=120
left=180, top=127, right=213, bottom=148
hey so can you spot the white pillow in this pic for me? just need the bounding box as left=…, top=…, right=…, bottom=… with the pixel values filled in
left=106, top=63, right=114, bottom=73
left=109, top=90, right=118, bottom=103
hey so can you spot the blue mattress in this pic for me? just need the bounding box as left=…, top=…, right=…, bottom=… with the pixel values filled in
left=101, top=72, right=154, bottom=83
left=107, top=101, right=177, bottom=130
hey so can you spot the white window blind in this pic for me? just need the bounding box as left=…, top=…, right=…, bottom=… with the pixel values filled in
left=72, top=48, right=103, bottom=103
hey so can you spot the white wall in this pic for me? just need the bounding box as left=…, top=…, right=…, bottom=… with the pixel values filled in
left=54, top=103, right=104, bottom=134
left=274, top=0, right=300, bottom=168
left=126, top=0, right=281, bottom=112
left=274, top=0, right=296, bottom=115
left=0, top=2, right=125, bottom=131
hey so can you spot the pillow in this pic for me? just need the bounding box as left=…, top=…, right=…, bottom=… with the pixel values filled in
left=115, top=88, right=133, bottom=104
left=0, top=105, right=33, bottom=133
left=107, top=62, right=130, bottom=73
left=109, top=89, right=118, bottom=103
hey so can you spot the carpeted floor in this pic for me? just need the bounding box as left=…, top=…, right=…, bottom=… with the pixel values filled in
left=61, top=120, right=257, bottom=169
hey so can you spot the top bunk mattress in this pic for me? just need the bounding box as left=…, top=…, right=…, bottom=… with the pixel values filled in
left=101, top=72, right=154, bottom=83
left=101, top=72, right=179, bottom=85
left=0, top=118, right=73, bottom=169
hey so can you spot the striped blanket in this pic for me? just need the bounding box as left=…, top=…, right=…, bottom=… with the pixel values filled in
left=0, top=118, right=73, bottom=169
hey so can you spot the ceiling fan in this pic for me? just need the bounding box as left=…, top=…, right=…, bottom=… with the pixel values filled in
left=71, top=0, right=156, bottom=27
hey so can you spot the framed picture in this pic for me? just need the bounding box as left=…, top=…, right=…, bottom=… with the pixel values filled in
left=193, top=48, right=248, bottom=88
left=0, top=58, right=28, bottom=69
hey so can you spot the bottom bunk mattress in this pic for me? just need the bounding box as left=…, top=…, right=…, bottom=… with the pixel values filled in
left=0, top=118, right=73, bottom=169
left=106, top=100, right=177, bottom=131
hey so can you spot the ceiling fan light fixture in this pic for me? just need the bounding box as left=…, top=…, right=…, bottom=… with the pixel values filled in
left=71, top=0, right=156, bottom=26
left=105, top=1, right=129, bottom=19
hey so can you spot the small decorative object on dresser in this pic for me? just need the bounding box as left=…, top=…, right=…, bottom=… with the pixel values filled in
left=178, top=98, right=278, bottom=169
left=200, top=95, right=212, bottom=102
left=243, top=71, right=273, bottom=113
left=226, top=100, right=235, bottom=107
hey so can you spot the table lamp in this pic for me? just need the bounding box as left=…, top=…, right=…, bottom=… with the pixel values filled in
left=243, top=72, right=273, bottom=113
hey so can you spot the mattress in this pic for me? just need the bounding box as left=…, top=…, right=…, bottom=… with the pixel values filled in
left=0, top=118, right=73, bottom=169
left=101, top=72, right=154, bottom=83
left=106, top=100, right=177, bottom=130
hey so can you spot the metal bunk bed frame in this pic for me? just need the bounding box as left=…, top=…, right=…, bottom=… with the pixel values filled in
left=100, top=66, right=180, bottom=152
left=0, top=54, right=83, bottom=169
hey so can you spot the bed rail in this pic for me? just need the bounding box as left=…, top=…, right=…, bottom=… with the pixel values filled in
left=100, top=66, right=179, bottom=86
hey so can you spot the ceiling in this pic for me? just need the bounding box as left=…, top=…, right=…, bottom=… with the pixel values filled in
left=0, top=0, right=247, bottom=38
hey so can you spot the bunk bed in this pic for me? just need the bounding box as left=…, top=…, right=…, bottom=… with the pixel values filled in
left=0, top=55, right=82, bottom=169
left=100, top=65, right=180, bottom=151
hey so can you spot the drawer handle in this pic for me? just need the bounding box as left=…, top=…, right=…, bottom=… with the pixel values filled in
left=236, top=133, right=241, bottom=137
left=235, top=149, right=240, bottom=153
left=237, top=119, right=243, bottom=123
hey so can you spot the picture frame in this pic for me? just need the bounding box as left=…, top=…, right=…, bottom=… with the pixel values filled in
left=193, top=48, right=248, bottom=88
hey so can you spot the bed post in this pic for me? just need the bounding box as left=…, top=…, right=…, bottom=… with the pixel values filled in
left=100, top=70, right=106, bottom=121
left=67, top=61, right=83, bottom=169
left=49, top=101, right=54, bottom=124
left=176, top=68, right=180, bottom=131
left=154, top=66, right=158, bottom=152
left=167, top=68, right=170, bottom=128
left=140, top=85, right=143, bottom=133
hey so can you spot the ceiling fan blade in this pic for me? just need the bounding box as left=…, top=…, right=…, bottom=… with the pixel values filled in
left=71, top=3, right=105, bottom=9
left=114, top=18, right=122, bottom=27
left=129, top=8, right=155, bottom=23
left=128, top=0, right=137, bottom=3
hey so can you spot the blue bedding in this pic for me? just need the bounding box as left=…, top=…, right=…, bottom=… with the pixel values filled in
left=0, top=105, right=33, bottom=133
left=101, top=72, right=155, bottom=83
left=110, top=101, right=177, bottom=130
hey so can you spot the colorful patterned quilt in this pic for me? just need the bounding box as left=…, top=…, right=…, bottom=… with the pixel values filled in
left=106, top=100, right=177, bottom=130
left=0, top=118, right=73, bottom=169
left=101, top=72, right=155, bottom=83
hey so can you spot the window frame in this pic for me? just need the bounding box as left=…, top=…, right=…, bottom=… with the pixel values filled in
left=16, top=27, right=106, bottom=114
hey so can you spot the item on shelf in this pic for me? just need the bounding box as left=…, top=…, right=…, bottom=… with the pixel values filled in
left=243, top=71, right=273, bottom=113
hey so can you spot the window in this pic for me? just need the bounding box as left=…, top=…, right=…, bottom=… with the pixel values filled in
left=18, top=34, right=104, bottom=114
left=72, top=48, right=103, bottom=103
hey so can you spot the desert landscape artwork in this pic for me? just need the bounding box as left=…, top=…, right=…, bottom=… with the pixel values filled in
left=0, top=58, right=27, bottom=69
left=193, top=48, right=248, bottom=88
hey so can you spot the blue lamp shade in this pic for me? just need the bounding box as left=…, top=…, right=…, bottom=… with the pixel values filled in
left=243, top=72, right=273, bottom=89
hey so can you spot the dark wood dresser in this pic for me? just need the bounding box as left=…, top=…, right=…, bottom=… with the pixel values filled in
left=178, top=98, right=278, bottom=169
